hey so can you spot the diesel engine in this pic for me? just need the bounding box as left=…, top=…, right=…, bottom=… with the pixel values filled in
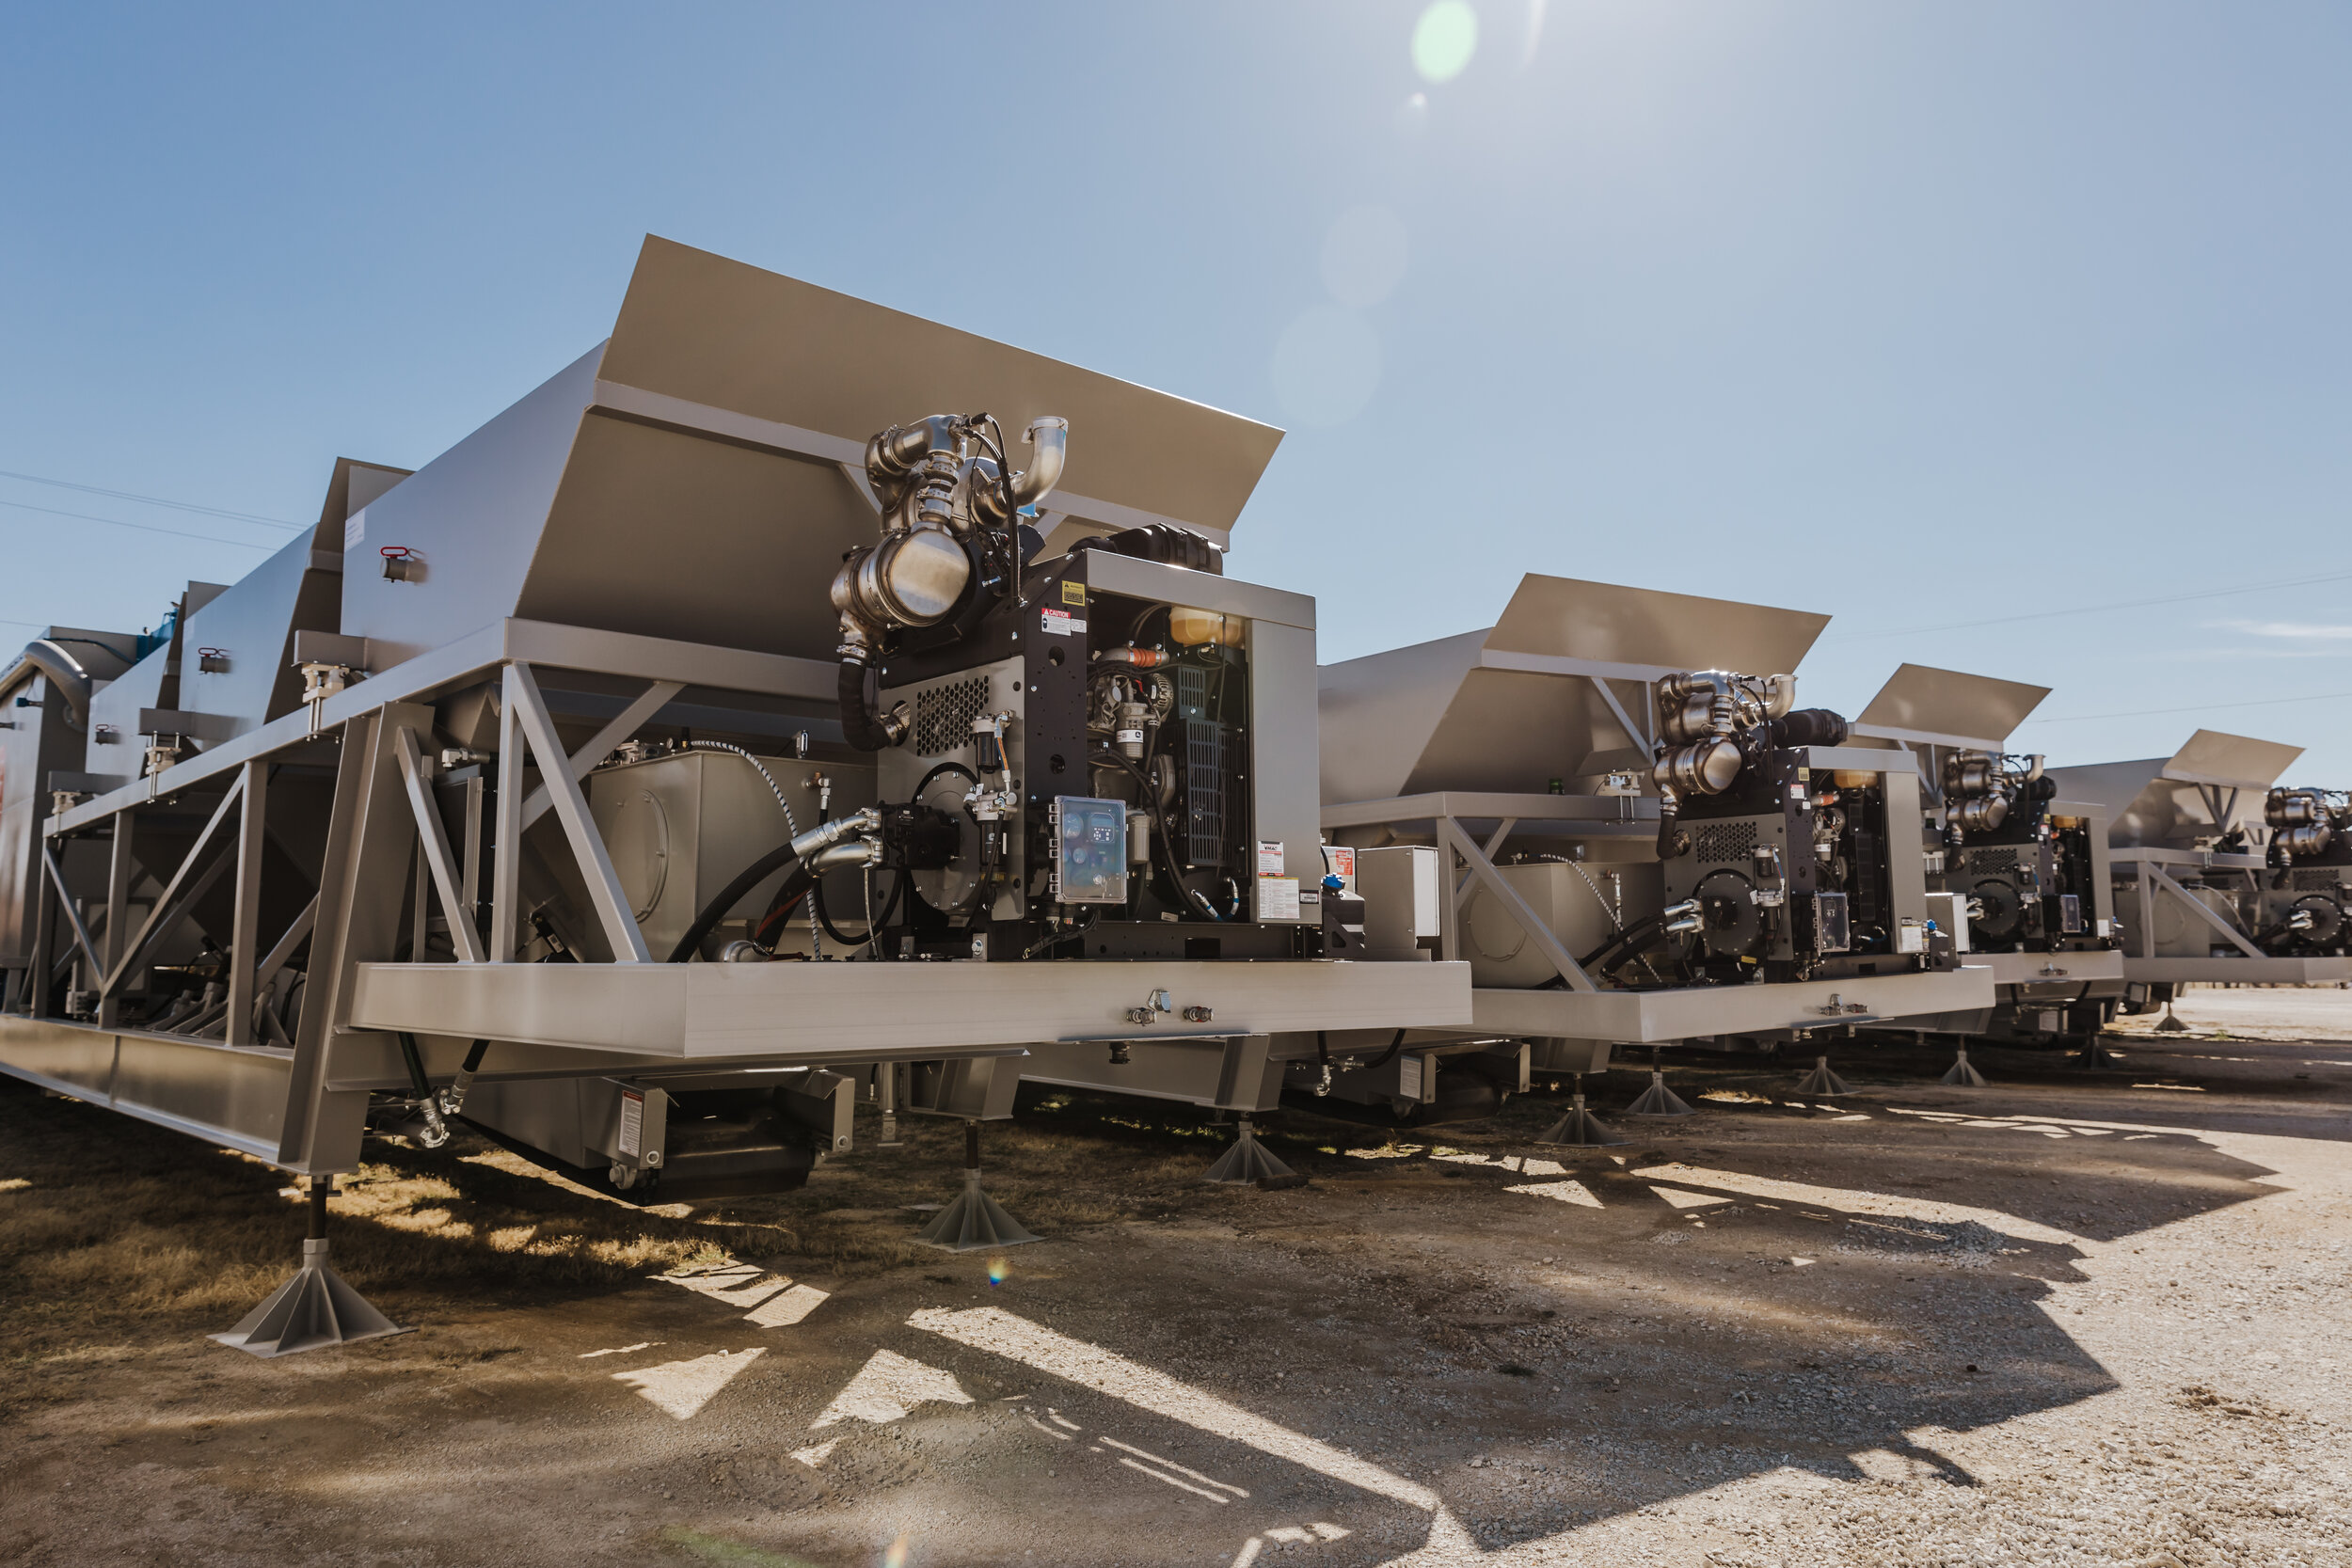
left=1932, top=750, right=2114, bottom=956
left=809, top=410, right=1304, bottom=962
left=2257, top=787, right=2352, bottom=956
left=1649, top=670, right=1955, bottom=984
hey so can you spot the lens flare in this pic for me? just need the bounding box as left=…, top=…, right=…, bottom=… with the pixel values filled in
left=882, top=1535, right=910, bottom=1568
left=1411, top=1, right=1478, bottom=84
left=987, top=1257, right=1009, bottom=1286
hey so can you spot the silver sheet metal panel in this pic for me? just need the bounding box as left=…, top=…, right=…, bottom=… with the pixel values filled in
left=2122, top=956, right=2352, bottom=985
left=1320, top=573, right=1829, bottom=803
left=2051, top=729, right=2303, bottom=848
left=1470, top=963, right=1995, bottom=1042
left=344, top=958, right=1471, bottom=1060
left=1851, top=663, right=2050, bottom=751
left=341, top=237, right=1284, bottom=673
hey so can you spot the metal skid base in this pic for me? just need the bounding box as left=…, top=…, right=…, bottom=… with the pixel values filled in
left=1792, top=1056, right=1854, bottom=1098
left=212, top=1238, right=409, bottom=1358
left=1536, top=1089, right=1626, bottom=1147
left=1940, top=1046, right=1989, bottom=1087
left=1202, top=1117, right=1303, bottom=1186
left=1624, top=1069, right=1694, bottom=1118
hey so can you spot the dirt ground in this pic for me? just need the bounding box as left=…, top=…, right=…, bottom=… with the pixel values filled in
left=5, top=987, right=2351, bottom=1568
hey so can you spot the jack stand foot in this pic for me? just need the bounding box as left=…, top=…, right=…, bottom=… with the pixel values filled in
left=2074, top=1035, right=2128, bottom=1071
left=1793, top=1055, right=1853, bottom=1098
left=212, top=1179, right=407, bottom=1357
left=1940, top=1046, right=1988, bottom=1087
left=1537, top=1084, right=1627, bottom=1146
left=915, top=1123, right=1039, bottom=1252
left=2153, top=1003, right=2190, bottom=1035
left=1203, top=1117, right=1303, bottom=1186
left=1625, top=1069, right=1693, bottom=1118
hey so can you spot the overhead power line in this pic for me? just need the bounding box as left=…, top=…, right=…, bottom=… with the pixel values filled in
left=2022, top=689, right=2352, bottom=724
left=0, top=497, right=283, bottom=550
left=1823, top=567, right=2352, bottom=643
left=0, top=466, right=302, bottom=530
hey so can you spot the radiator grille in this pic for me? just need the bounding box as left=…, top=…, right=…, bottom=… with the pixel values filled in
left=1183, top=720, right=1227, bottom=868
left=912, top=676, right=992, bottom=756
left=1691, top=821, right=1757, bottom=863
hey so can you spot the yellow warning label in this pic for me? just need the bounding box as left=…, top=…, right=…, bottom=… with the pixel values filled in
left=1060, top=580, right=1087, bottom=606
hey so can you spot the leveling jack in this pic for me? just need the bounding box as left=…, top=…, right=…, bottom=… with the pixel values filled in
left=1203, top=1116, right=1303, bottom=1186
left=1536, top=1074, right=1626, bottom=1147
left=1624, top=1049, right=1694, bottom=1118
left=916, top=1121, right=1039, bottom=1252
left=213, top=1177, right=409, bottom=1358
left=1792, top=1054, right=1855, bottom=1098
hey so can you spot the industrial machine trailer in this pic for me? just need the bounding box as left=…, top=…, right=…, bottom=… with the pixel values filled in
left=1316, top=575, right=1994, bottom=1122
left=1847, top=663, right=2126, bottom=1051
left=2050, top=730, right=2351, bottom=1003
left=0, top=239, right=1470, bottom=1345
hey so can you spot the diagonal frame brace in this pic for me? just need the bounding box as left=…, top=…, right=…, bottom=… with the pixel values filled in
left=518, top=678, right=685, bottom=831
left=2146, top=863, right=2265, bottom=960
left=41, top=845, right=102, bottom=974
left=503, top=662, right=652, bottom=963
left=393, top=726, right=487, bottom=963
left=1437, top=816, right=1596, bottom=992
left=100, top=770, right=247, bottom=1000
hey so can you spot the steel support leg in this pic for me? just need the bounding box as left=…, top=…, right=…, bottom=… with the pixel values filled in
left=212, top=1176, right=408, bottom=1357
left=915, top=1121, right=1038, bottom=1252
left=1202, top=1116, right=1302, bottom=1185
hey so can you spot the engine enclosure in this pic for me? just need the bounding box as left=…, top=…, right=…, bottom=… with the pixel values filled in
left=1663, top=749, right=1949, bottom=983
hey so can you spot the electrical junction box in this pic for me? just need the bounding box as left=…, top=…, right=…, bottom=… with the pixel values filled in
left=1050, top=796, right=1128, bottom=905
left=1358, top=846, right=1443, bottom=960
left=1924, top=891, right=1972, bottom=953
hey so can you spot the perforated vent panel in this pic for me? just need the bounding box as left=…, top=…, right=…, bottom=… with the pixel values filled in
left=1692, top=821, right=1757, bottom=863
left=913, top=676, right=992, bottom=756
left=2293, top=867, right=2348, bottom=892
left=1967, top=848, right=2020, bottom=874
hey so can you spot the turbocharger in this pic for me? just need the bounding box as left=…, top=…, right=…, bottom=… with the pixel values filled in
left=831, top=412, right=1068, bottom=662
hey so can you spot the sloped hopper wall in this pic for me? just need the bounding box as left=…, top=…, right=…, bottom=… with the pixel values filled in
left=1319, top=574, right=1829, bottom=804
left=342, top=236, right=1282, bottom=671
left=2048, top=729, right=2304, bottom=848
left=1850, top=662, right=2050, bottom=751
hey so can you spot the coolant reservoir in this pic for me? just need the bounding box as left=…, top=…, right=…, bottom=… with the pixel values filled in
left=1168, top=607, right=1242, bottom=647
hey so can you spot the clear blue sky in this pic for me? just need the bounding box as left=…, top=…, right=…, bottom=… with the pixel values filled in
left=5, top=3, right=2347, bottom=782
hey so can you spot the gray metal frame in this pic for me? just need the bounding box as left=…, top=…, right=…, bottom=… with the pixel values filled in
left=4, top=615, right=1469, bottom=1173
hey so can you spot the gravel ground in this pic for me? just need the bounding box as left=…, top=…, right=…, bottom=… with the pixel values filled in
left=4, top=990, right=2349, bottom=1567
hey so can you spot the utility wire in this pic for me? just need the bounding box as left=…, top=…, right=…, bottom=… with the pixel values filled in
left=2022, top=689, right=2352, bottom=724
left=0, top=467, right=302, bottom=529
left=1822, top=566, right=2352, bottom=643
left=0, top=497, right=282, bottom=550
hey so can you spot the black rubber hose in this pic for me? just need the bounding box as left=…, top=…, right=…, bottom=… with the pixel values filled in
left=460, top=1039, right=489, bottom=1074
left=811, top=869, right=904, bottom=946
left=1091, top=747, right=1221, bottom=922
left=1655, top=790, right=1686, bottom=862
left=839, top=662, right=898, bottom=752
left=396, top=1031, right=433, bottom=1100
left=667, top=847, right=816, bottom=963
left=1580, top=912, right=1673, bottom=976
left=1358, top=1028, right=1408, bottom=1071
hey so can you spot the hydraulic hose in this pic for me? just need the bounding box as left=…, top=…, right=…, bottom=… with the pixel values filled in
left=1091, top=747, right=1222, bottom=923
left=1579, top=912, right=1672, bottom=976
left=1655, top=786, right=1688, bottom=862
left=838, top=662, right=904, bottom=752
left=665, top=818, right=881, bottom=962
